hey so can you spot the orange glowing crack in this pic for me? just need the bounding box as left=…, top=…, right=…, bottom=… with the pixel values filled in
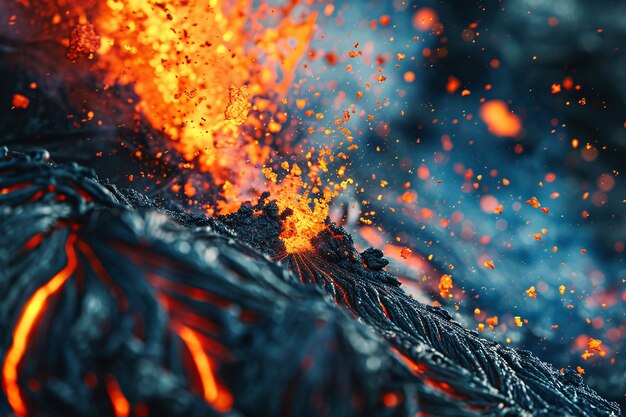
left=2, top=234, right=77, bottom=417
left=390, top=347, right=426, bottom=374
left=299, top=253, right=353, bottom=309
left=377, top=293, right=391, bottom=320
left=105, top=375, right=130, bottom=417
left=77, top=241, right=128, bottom=310
left=176, top=324, right=232, bottom=412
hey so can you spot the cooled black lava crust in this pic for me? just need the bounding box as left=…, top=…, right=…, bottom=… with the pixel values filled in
left=0, top=148, right=620, bottom=417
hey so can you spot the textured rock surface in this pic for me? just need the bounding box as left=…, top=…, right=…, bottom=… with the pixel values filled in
left=0, top=148, right=620, bottom=417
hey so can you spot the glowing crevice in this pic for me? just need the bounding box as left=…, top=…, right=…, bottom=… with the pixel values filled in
left=2, top=234, right=78, bottom=417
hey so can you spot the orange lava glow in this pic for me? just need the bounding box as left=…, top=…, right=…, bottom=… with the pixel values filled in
left=105, top=375, right=130, bottom=417
left=2, top=234, right=77, bottom=417
left=479, top=100, right=522, bottom=137
left=91, top=0, right=343, bottom=252
left=264, top=163, right=353, bottom=253
left=13, top=0, right=352, bottom=253
left=390, top=347, right=426, bottom=374
left=90, top=0, right=317, bottom=209
left=176, top=324, right=233, bottom=412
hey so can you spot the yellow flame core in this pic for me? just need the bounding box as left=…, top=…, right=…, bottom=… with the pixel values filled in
left=264, top=162, right=353, bottom=253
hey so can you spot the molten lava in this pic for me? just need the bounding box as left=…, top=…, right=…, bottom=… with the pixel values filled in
left=90, top=0, right=318, bottom=206
left=8, top=0, right=346, bottom=253
left=2, top=234, right=78, bottom=417
left=77, top=0, right=340, bottom=252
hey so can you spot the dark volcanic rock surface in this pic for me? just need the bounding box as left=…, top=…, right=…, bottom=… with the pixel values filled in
left=0, top=148, right=620, bottom=417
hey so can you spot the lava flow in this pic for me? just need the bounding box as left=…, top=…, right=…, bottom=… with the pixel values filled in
left=3, top=235, right=77, bottom=417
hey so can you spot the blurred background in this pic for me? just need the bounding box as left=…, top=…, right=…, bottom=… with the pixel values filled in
left=294, top=0, right=625, bottom=409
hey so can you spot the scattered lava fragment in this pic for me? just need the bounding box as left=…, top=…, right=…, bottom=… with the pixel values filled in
left=66, top=23, right=100, bottom=60
left=438, top=274, right=453, bottom=298
left=582, top=338, right=607, bottom=360
left=526, top=196, right=541, bottom=208
left=11, top=94, right=29, bottom=109
left=479, top=100, right=522, bottom=137
left=224, top=85, right=251, bottom=126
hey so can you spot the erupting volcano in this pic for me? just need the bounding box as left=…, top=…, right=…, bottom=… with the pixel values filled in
left=1, top=0, right=624, bottom=416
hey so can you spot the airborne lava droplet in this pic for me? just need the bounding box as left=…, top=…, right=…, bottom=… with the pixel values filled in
left=224, top=84, right=251, bottom=126
left=66, top=23, right=100, bottom=60
left=439, top=274, right=453, bottom=298
left=479, top=100, right=522, bottom=137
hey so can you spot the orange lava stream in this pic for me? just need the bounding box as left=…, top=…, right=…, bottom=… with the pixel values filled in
left=105, top=375, right=130, bottom=417
left=176, top=324, right=233, bottom=412
left=2, top=234, right=78, bottom=417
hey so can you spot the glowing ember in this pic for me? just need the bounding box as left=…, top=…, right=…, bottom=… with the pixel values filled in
left=438, top=274, right=453, bottom=298
left=486, top=316, right=498, bottom=329
left=479, top=100, right=522, bottom=138
left=581, top=338, right=607, bottom=360
left=526, top=196, right=541, bottom=208
left=11, top=94, right=30, bottom=109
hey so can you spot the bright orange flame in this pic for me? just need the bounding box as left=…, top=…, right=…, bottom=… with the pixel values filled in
left=176, top=324, right=233, bottom=412
left=479, top=100, right=522, bottom=138
left=263, top=161, right=353, bottom=253
left=2, top=234, right=77, bottom=417
left=90, top=0, right=341, bottom=251
left=90, top=0, right=318, bottom=211
left=14, top=0, right=347, bottom=253
left=412, top=7, right=438, bottom=32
